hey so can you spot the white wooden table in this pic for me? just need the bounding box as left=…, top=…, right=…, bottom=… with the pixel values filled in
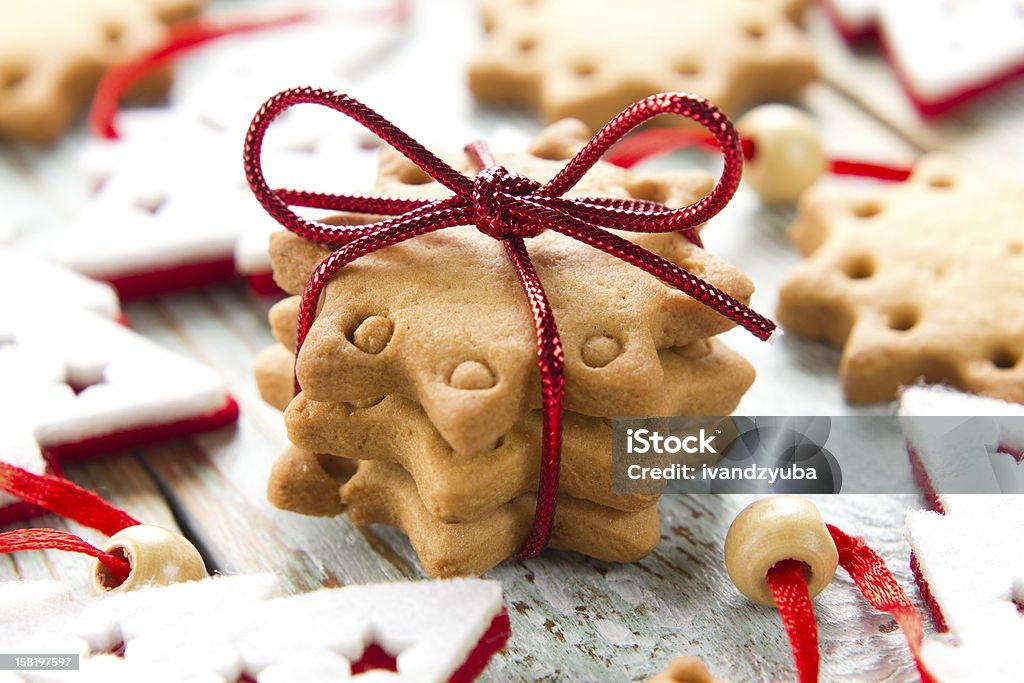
left=2, top=2, right=1023, bottom=680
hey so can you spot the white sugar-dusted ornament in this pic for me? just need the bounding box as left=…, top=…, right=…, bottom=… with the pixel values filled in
left=899, top=385, right=1024, bottom=502
left=0, top=574, right=509, bottom=682
left=824, top=0, right=1024, bottom=115
left=0, top=248, right=120, bottom=321
left=0, top=254, right=236, bottom=521
left=45, top=18, right=396, bottom=297
left=900, top=386, right=1024, bottom=683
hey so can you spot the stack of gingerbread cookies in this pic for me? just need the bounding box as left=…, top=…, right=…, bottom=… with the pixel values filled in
left=254, top=120, right=758, bottom=577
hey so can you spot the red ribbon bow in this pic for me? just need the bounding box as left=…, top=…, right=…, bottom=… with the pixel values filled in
left=243, top=88, right=775, bottom=558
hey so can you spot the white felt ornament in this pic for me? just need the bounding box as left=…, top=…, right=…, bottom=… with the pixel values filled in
left=0, top=253, right=235, bottom=517
left=0, top=574, right=509, bottom=683
left=45, top=16, right=397, bottom=296
left=825, top=0, right=1024, bottom=115
left=899, top=385, right=1024, bottom=683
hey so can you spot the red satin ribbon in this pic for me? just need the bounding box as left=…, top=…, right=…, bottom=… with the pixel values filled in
left=766, top=524, right=934, bottom=683
left=0, top=462, right=140, bottom=583
left=606, top=127, right=913, bottom=182
left=243, top=90, right=776, bottom=556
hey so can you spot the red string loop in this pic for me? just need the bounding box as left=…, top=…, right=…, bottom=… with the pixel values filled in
left=0, top=529, right=131, bottom=585
left=0, top=462, right=140, bottom=536
left=605, top=127, right=913, bottom=183
left=0, top=462, right=141, bottom=581
left=768, top=523, right=934, bottom=683
left=767, top=559, right=819, bottom=683
left=243, top=89, right=775, bottom=557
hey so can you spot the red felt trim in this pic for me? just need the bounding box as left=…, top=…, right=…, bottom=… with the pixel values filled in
left=910, top=551, right=949, bottom=633
left=820, top=0, right=880, bottom=43
left=245, top=272, right=285, bottom=296
left=906, top=442, right=944, bottom=514
left=43, top=396, right=239, bottom=462
left=821, top=0, right=1024, bottom=117
left=99, top=257, right=240, bottom=299
left=448, top=607, right=511, bottom=683
left=234, top=606, right=507, bottom=682
left=350, top=643, right=398, bottom=675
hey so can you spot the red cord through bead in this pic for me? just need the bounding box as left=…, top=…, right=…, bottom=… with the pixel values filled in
left=767, top=559, right=819, bottom=683
left=767, top=524, right=934, bottom=683
left=0, top=528, right=131, bottom=586
left=243, top=90, right=774, bottom=558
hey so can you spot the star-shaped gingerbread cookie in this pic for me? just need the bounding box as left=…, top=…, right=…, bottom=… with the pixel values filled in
left=778, top=155, right=1024, bottom=404
left=468, top=0, right=817, bottom=131
left=268, top=120, right=757, bottom=454
left=0, top=0, right=202, bottom=144
left=254, top=337, right=753, bottom=521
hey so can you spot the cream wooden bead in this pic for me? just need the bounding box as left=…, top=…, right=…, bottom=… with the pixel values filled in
left=724, top=496, right=838, bottom=606
left=90, top=525, right=207, bottom=595
left=737, top=105, right=826, bottom=203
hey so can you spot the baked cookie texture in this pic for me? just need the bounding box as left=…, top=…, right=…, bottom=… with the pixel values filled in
left=256, top=121, right=759, bottom=576
left=469, top=0, right=817, bottom=131
left=0, top=0, right=202, bottom=144
left=268, top=120, right=754, bottom=454
left=778, top=154, right=1024, bottom=404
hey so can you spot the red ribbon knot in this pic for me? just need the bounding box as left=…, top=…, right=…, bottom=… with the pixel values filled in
left=243, top=87, right=775, bottom=559
left=468, top=160, right=545, bottom=240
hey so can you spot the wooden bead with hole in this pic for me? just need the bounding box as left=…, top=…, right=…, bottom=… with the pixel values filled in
left=89, top=525, right=207, bottom=595
left=736, top=105, right=826, bottom=203
left=724, top=496, right=838, bottom=606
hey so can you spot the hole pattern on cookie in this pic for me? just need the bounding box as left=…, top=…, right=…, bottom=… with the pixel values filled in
left=581, top=335, right=622, bottom=368
left=1009, top=242, right=1023, bottom=256
left=888, top=306, right=919, bottom=332
left=853, top=201, right=883, bottom=219
left=626, top=178, right=670, bottom=204
left=572, top=60, right=597, bottom=77
left=398, top=164, right=433, bottom=185
left=928, top=174, right=955, bottom=189
left=345, top=396, right=385, bottom=410
left=674, top=59, right=702, bottom=77
left=135, top=194, right=169, bottom=215
left=991, top=346, right=1020, bottom=370
left=842, top=254, right=876, bottom=280
left=671, top=339, right=713, bottom=360
left=1, top=64, right=28, bottom=92
left=449, top=360, right=495, bottom=390
left=517, top=36, right=538, bottom=53
left=349, top=316, right=394, bottom=355
left=743, top=22, right=767, bottom=40
left=103, top=24, right=124, bottom=45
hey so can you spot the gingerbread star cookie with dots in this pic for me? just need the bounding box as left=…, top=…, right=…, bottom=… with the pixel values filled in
left=778, top=155, right=1024, bottom=404
left=266, top=120, right=756, bottom=455
left=0, top=0, right=202, bottom=144
left=468, top=0, right=817, bottom=131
